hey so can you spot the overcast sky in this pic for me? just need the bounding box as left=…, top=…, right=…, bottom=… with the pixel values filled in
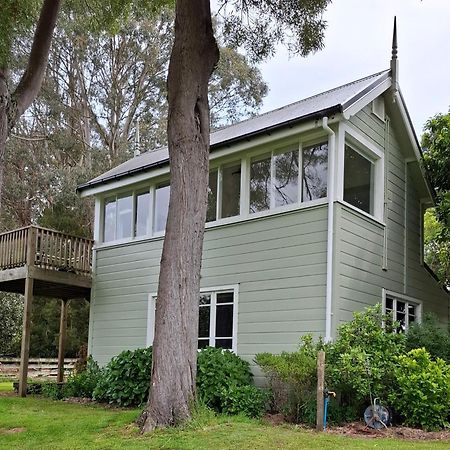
left=258, top=0, right=450, bottom=136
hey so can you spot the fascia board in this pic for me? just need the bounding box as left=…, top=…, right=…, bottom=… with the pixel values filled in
left=342, top=78, right=392, bottom=120
left=79, top=115, right=341, bottom=198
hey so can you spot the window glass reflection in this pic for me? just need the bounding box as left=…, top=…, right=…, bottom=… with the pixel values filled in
left=221, top=164, right=241, bottom=218
left=274, top=150, right=299, bottom=207
left=155, top=183, right=170, bottom=232
left=302, top=143, right=328, bottom=201
left=250, top=155, right=271, bottom=213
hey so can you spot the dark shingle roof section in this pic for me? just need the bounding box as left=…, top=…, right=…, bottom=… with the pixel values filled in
left=78, top=70, right=390, bottom=193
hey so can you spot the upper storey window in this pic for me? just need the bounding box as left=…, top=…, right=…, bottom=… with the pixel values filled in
left=154, top=183, right=170, bottom=233
left=100, top=140, right=328, bottom=244
left=249, top=143, right=327, bottom=214
left=103, top=193, right=134, bottom=242
left=207, top=163, right=241, bottom=222
left=344, top=145, right=374, bottom=215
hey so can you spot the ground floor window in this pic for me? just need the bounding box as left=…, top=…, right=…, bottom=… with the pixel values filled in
left=384, top=293, right=421, bottom=332
left=147, top=285, right=238, bottom=352
left=198, top=289, right=237, bottom=351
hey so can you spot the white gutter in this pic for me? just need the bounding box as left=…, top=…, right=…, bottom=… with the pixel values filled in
left=322, top=116, right=335, bottom=342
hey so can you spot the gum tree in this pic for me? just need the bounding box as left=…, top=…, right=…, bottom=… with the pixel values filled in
left=0, top=0, right=61, bottom=213
left=140, top=0, right=332, bottom=431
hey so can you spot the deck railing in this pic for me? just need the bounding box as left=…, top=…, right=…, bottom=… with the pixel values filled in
left=0, top=226, right=93, bottom=275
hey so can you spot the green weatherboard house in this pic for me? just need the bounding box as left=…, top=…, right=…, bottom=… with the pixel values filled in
left=78, top=40, right=449, bottom=382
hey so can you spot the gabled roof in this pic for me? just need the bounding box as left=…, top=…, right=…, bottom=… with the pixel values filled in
left=77, top=70, right=390, bottom=193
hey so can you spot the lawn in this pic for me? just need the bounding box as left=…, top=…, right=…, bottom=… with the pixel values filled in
left=0, top=382, right=13, bottom=393
left=0, top=391, right=448, bottom=449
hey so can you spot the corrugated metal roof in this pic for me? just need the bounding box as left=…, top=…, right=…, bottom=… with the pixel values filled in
left=78, top=70, right=390, bottom=192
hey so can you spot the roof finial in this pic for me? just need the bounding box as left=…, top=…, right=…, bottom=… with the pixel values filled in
left=391, top=16, right=398, bottom=61
left=390, top=16, right=399, bottom=101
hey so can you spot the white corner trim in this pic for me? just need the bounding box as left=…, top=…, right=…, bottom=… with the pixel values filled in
left=146, top=294, right=157, bottom=347
left=342, top=78, right=391, bottom=120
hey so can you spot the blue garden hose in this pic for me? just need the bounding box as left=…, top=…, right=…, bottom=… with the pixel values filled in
left=323, top=389, right=336, bottom=431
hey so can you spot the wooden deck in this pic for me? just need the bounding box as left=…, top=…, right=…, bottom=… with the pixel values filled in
left=0, top=226, right=92, bottom=299
left=0, top=225, right=93, bottom=396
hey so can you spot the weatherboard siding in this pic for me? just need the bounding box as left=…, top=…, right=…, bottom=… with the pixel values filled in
left=335, top=107, right=448, bottom=326
left=89, top=205, right=328, bottom=378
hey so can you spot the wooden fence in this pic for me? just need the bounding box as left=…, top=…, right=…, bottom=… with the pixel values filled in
left=0, top=357, right=77, bottom=379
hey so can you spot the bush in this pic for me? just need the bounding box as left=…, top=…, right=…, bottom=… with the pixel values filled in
left=389, top=348, right=450, bottom=430
left=221, top=385, right=270, bottom=418
left=35, top=381, right=62, bottom=398
left=326, top=304, right=406, bottom=418
left=255, top=335, right=321, bottom=423
left=405, top=314, right=450, bottom=362
left=64, top=357, right=102, bottom=398
left=93, top=347, right=152, bottom=407
left=197, top=347, right=252, bottom=411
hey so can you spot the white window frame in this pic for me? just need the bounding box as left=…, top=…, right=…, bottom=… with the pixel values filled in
left=208, top=162, right=242, bottom=222
left=97, top=136, right=330, bottom=248
left=248, top=141, right=328, bottom=215
left=146, top=284, right=239, bottom=353
left=382, top=289, right=422, bottom=331
left=339, top=123, right=385, bottom=222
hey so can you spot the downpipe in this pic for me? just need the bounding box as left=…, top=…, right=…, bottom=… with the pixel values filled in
left=322, top=116, right=335, bottom=342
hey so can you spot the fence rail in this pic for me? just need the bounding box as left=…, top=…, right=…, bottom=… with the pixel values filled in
left=0, top=357, right=77, bottom=379
left=0, top=226, right=93, bottom=275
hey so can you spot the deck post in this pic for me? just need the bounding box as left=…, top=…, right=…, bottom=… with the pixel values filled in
left=18, top=226, right=38, bottom=397
left=57, top=299, right=69, bottom=383
left=18, top=276, right=34, bottom=397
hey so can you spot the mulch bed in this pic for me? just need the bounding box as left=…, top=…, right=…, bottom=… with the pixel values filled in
left=327, top=422, right=450, bottom=441
left=263, top=415, right=450, bottom=441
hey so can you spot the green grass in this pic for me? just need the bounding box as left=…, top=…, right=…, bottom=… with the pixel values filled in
left=0, top=396, right=448, bottom=449
left=0, top=382, right=13, bottom=393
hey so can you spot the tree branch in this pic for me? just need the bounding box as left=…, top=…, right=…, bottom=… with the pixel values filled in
left=11, top=0, right=61, bottom=126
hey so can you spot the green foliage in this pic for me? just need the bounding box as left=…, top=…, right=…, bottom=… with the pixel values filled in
left=405, top=313, right=450, bottom=362
left=423, top=208, right=450, bottom=285
left=40, top=381, right=65, bottom=400
left=0, top=293, right=23, bottom=356
left=327, top=305, right=406, bottom=408
left=220, top=385, right=270, bottom=418
left=93, top=347, right=152, bottom=407
left=220, top=0, right=331, bottom=62
left=422, top=111, right=450, bottom=285
left=0, top=0, right=40, bottom=66
left=63, top=357, right=103, bottom=398
left=255, top=335, right=322, bottom=423
left=29, top=298, right=89, bottom=358
left=196, top=347, right=252, bottom=411
left=390, top=348, right=450, bottom=430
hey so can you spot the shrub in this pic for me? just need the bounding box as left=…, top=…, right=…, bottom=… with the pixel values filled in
left=220, top=385, right=270, bottom=418
left=36, top=381, right=62, bottom=398
left=93, top=347, right=152, bottom=407
left=405, top=314, right=450, bottom=362
left=255, top=335, right=321, bottom=423
left=64, top=357, right=102, bottom=398
left=197, top=347, right=252, bottom=411
left=389, top=348, right=450, bottom=430
left=326, top=304, right=406, bottom=415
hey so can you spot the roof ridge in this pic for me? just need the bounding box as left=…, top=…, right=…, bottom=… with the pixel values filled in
left=212, top=69, right=390, bottom=134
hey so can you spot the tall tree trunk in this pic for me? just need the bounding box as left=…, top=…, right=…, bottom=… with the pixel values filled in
left=0, top=69, right=9, bottom=218
left=0, top=0, right=60, bottom=215
left=141, top=0, right=219, bottom=431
